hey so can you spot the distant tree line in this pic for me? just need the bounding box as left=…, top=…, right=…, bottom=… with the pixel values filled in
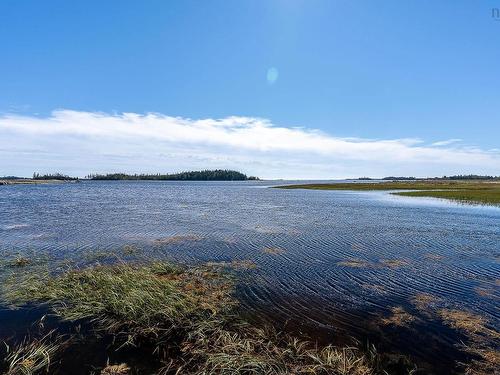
left=87, top=170, right=259, bottom=181
left=382, top=176, right=417, bottom=180
left=32, top=172, right=79, bottom=181
left=356, top=175, right=499, bottom=181
left=355, top=176, right=417, bottom=180
left=436, top=175, right=500, bottom=180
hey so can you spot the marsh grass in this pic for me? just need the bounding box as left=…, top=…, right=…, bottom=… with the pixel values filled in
left=178, top=325, right=381, bottom=375
left=100, top=363, right=131, bottom=375
left=0, top=258, right=401, bottom=374
left=405, top=294, right=499, bottom=375
left=2, top=261, right=235, bottom=348
left=410, top=294, right=438, bottom=315
left=275, top=181, right=500, bottom=191
left=438, top=310, right=499, bottom=339
left=275, top=181, right=500, bottom=205
left=438, top=309, right=500, bottom=375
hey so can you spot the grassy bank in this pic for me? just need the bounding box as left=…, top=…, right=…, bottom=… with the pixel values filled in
left=0, top=179, right=68, bottom=185
left=275, top=181, right=500, bottom=205
left=0, top=259, right=393, bottom=375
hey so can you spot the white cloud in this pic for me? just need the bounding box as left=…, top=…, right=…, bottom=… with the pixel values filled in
left=0, top=110, right=499, bottom=179
left=431, top=139, right=462, bottom=147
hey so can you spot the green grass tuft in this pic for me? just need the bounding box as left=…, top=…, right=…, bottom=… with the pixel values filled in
left=3, top=261, right=235, bottom=347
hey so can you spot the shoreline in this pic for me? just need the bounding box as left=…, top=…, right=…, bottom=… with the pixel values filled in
left=274, top=180, right=500, bottom=205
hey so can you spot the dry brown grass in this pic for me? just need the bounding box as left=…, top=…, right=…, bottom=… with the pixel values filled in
left=438, top=309, right=489, bottom=336
left=100, top=363, right=131, bottom=375
left=178, top=325, right=379, bottom=375
left=380, top=307, right=417, bottom=328
left=410, top=293, right=438, bottom=313
left=12, top=257, right=31, bottom=268
left=463, top=347, right=500, bottom=375
left=438, top=309, right=500, bottom=374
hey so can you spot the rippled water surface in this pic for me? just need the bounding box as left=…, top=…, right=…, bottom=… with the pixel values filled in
left=1, top=181, right=499, bottom=372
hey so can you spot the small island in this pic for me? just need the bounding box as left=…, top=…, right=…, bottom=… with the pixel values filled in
left=87, top=169, right=259, bottom=181
left=1, top=170, right=259, bottom=185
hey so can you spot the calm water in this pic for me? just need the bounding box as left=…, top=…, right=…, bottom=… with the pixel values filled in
left=1, top=181, right=499, bottom=372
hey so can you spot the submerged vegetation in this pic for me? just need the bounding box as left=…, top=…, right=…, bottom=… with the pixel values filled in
left=275, top=181, right=500, bottom=205
left=87, top=170, right=259, bottom=181
left=0, top=258, right=399, bottom=374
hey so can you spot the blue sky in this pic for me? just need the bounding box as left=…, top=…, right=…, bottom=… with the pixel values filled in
left=1, top=1, right=499, bottom=178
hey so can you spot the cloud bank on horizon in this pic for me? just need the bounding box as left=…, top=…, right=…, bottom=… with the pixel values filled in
left=1, top=110, right=498, bottom=179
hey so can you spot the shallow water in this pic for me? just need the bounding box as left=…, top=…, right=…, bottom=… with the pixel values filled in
left=0, top=180, right=499, bottom=373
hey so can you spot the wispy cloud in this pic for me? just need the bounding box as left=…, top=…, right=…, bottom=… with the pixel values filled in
left=0, top=110, right=499, bottom=178
left=431, top=139, right=462, bottom=147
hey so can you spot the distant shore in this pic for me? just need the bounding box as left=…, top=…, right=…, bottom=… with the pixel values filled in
left=2, top=170, right=259, bottom=183
left=275, top=180, right=500, bottom=205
